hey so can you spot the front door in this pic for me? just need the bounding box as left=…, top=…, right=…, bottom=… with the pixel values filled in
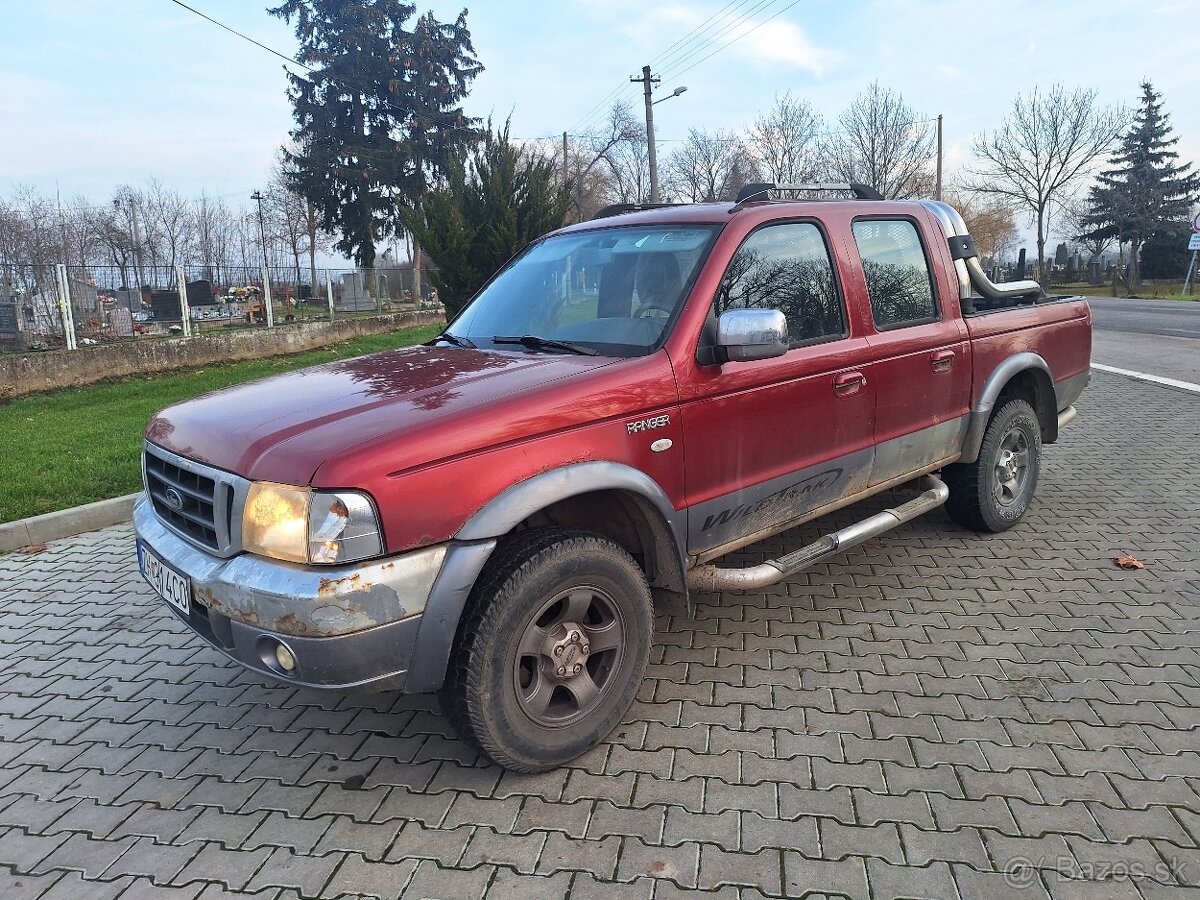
left=678, top=220, right=875, bottom=559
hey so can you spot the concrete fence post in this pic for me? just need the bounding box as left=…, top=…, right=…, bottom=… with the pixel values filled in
left=55, top=264, right=77, bottom=351
left=176, top=266, right=191, bottom=337
left=262, top=266, right=275, bottom=328
left=325, top=268, right=334, bottom=321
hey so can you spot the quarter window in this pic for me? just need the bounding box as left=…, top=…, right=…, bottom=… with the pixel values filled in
left=851, top=219, right=938, bottom=330
left=714, top=222, right=845, bottom=346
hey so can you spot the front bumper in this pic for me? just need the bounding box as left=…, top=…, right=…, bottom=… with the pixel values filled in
left=132, top=494, right=446, bottom=691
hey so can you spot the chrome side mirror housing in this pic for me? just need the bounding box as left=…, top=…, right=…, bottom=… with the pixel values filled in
left=716, top=308, right=788, bottom=362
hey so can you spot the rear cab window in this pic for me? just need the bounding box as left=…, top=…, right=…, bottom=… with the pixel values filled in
left=713, top=221, right=847, bottom=347
left=851, top=219, right=939, bottom=330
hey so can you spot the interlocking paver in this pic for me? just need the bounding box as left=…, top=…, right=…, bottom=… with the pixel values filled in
left=0, top=372, right=1197, bottom=898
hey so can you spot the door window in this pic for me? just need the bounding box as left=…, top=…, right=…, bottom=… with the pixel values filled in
left=851, top=219, right=938, bottom=330
left=714, top=222, right=845, bottom=346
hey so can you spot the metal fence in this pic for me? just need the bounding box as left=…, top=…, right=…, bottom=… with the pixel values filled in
left=0, top=263, right=441, bottom=354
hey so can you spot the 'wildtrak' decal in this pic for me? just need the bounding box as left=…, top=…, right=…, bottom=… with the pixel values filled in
left=700, top=468, right=844, bottom=533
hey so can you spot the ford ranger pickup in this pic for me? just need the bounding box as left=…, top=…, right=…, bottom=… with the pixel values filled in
left=134, top=185, right=1091, bottom=772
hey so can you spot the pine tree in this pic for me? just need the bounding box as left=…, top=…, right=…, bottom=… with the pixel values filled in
left=268, top=1, right=482, bottom=268
left=400, top=123, right=571, bottom=317
left=1085, top=82, right=1199, bottom=288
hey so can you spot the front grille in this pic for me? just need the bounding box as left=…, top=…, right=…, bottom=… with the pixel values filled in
left=143, top=443, right=245, bottom=555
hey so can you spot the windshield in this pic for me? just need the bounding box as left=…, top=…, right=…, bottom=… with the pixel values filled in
left=446, top=224, right=719, bottom=356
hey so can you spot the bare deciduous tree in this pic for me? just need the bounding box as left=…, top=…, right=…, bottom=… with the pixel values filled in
left=558, top=102, right=647, bottom=219
left=665, top=128, right=759, bottom=203
left=822, top=82, right=934, bottom=199
left=966, top=83, right=1126, bottom=283
left=746, top=92, right=823, bottom=184
left=944, top=189, right=1020, bottom=264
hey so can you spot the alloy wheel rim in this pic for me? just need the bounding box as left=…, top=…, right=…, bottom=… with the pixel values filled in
left=993, top=427, right=1031, bottom=507
left=513, top=584, right=626, bottom=728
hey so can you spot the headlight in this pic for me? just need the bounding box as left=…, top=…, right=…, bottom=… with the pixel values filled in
left=242, top=482, right=384, bottom=565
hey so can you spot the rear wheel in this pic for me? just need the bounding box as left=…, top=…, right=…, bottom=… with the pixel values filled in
left=944, top=398, right=1042, bottom=532
left=439, top=528, right=653, bottom=772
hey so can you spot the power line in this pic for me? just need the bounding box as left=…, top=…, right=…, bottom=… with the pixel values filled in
left=646, top=0, right=755, bottom=73
left=655, top=0, right=776, bottom=78
left=168, top=0, right=489, bottom=142
left=569, top=3, right=755, bottom=135
left=571, top=0, right=790, bottom=139
left=660, top=0, right=806, bottom=82
left=168, top=0, right=313, bottom=73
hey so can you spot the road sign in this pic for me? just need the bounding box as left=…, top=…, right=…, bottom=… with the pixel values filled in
left=1193, top=211, right=1200, bottom=232
left=1189, top=233, right=1200, bottom=251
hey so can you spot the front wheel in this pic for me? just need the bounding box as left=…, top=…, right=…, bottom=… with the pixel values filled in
left=439, top=528, right=653, bottom=773
left=944, top=398, right=1042, bottom=532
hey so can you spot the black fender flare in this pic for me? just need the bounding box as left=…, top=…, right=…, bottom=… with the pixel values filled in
left=959, top=352, right=1055, bottom=464
left=404, top=461, right=686, bottom=693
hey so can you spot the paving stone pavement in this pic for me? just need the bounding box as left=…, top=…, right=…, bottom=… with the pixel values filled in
left=1, top=370, right=1198, bottom=900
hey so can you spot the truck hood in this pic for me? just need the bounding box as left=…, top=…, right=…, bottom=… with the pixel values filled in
left=146, top=346, right=619, bottom=483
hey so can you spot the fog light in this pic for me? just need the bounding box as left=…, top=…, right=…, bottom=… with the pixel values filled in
left=275, top=644, right=297, bottom=672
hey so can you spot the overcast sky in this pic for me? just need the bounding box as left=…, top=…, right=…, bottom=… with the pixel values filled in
left=3, top=0, right=1198, bottom=245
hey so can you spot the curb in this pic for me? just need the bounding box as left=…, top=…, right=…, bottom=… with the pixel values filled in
left=0, top=494, right=140, bottom=554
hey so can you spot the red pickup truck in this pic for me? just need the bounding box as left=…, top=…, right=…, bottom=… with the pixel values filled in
left=134, top=187, right=1091, bottom=771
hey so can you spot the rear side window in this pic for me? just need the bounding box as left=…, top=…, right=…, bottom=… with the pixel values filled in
left=714, top=222, right=845, bottom=346
left=851, top=219, right=938, bottom=330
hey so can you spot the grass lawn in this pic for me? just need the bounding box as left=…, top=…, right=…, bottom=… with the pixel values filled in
left=0, top=323, right=441, bottom=524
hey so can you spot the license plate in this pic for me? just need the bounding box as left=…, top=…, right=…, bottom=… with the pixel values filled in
left=137, top=541, right=191, bottom=615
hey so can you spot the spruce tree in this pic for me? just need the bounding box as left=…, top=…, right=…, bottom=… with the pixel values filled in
left=268, top=1, right=482, bottom=268
left=1085, top=82, right=1199, bottom=288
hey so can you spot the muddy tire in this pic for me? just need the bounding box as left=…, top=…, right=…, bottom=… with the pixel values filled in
left=438, top=528, right=653, bottom=773
left=944, top=398, right=1042, bottom=533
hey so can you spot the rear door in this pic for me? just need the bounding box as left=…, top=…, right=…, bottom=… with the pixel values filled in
left=849, top=216, right=970, bottom=485
left=678, top=220, right=875, bottom=558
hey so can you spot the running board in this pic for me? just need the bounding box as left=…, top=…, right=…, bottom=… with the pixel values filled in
left=686, top=475, right=950, bottom=593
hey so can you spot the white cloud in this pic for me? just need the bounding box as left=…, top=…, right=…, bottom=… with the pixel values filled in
left=725, top=19, right=841, bottom=76
left=572, top=0, right=838, bottom=76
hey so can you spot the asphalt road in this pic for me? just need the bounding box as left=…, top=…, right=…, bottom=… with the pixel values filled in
left=1088, top=296, right=1200, bottom=339
left=1087, top=297, right=1199, bottom=385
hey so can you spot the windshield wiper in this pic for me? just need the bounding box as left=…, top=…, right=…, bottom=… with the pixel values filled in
left=428, top=331, right=476, bottom=349
left=492, top=335, right=598, bottom=356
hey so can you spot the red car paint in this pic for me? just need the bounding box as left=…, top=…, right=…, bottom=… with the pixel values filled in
left=148, top=200, right=1091, bottom=558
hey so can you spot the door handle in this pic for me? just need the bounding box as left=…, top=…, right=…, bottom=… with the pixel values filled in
left=834, top=371, right=867, bottom=396
left=931, top=351, right=955, bottom=373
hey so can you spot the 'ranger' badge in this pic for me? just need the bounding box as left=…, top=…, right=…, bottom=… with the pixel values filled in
left=627, top=414, right=670, bottom=435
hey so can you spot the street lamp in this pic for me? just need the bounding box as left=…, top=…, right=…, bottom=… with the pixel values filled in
left=633, top=65, right=688, bottom=204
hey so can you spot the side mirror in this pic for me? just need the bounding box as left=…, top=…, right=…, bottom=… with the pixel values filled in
left=716, top=308, right=788, bottom=362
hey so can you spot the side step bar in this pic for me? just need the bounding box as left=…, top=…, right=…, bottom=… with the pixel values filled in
left=686, top=475, right=950, bottom=593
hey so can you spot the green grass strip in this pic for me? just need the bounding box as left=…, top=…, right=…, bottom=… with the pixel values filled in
left=0, top=324, right=441, bottom=523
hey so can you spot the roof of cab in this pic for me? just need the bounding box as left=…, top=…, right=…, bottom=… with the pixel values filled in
left=550, top=198, right=922, bottom=236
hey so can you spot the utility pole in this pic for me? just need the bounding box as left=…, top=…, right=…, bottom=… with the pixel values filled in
left=251, top=190, right=271, bottom=324
left=633, top=65, right=662, bottom=203
left=251, top=191, right=269, bottom=272
left=935, top=114, right=943, bottom=201
left=562, top=131, right=569, bottom=188
left=125, top=196, right=146, bottom=292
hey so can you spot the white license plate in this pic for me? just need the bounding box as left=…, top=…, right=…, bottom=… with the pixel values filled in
left=137, top=541, right=191, bottom=615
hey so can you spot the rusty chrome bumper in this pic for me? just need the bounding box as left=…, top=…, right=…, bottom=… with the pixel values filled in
left=133, top=494, right=448, bottom=691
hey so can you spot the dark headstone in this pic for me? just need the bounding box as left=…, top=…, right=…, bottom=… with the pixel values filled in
left=186, top=279, right=215, bottom=307
left=149, top=290, right=182, bottom=321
